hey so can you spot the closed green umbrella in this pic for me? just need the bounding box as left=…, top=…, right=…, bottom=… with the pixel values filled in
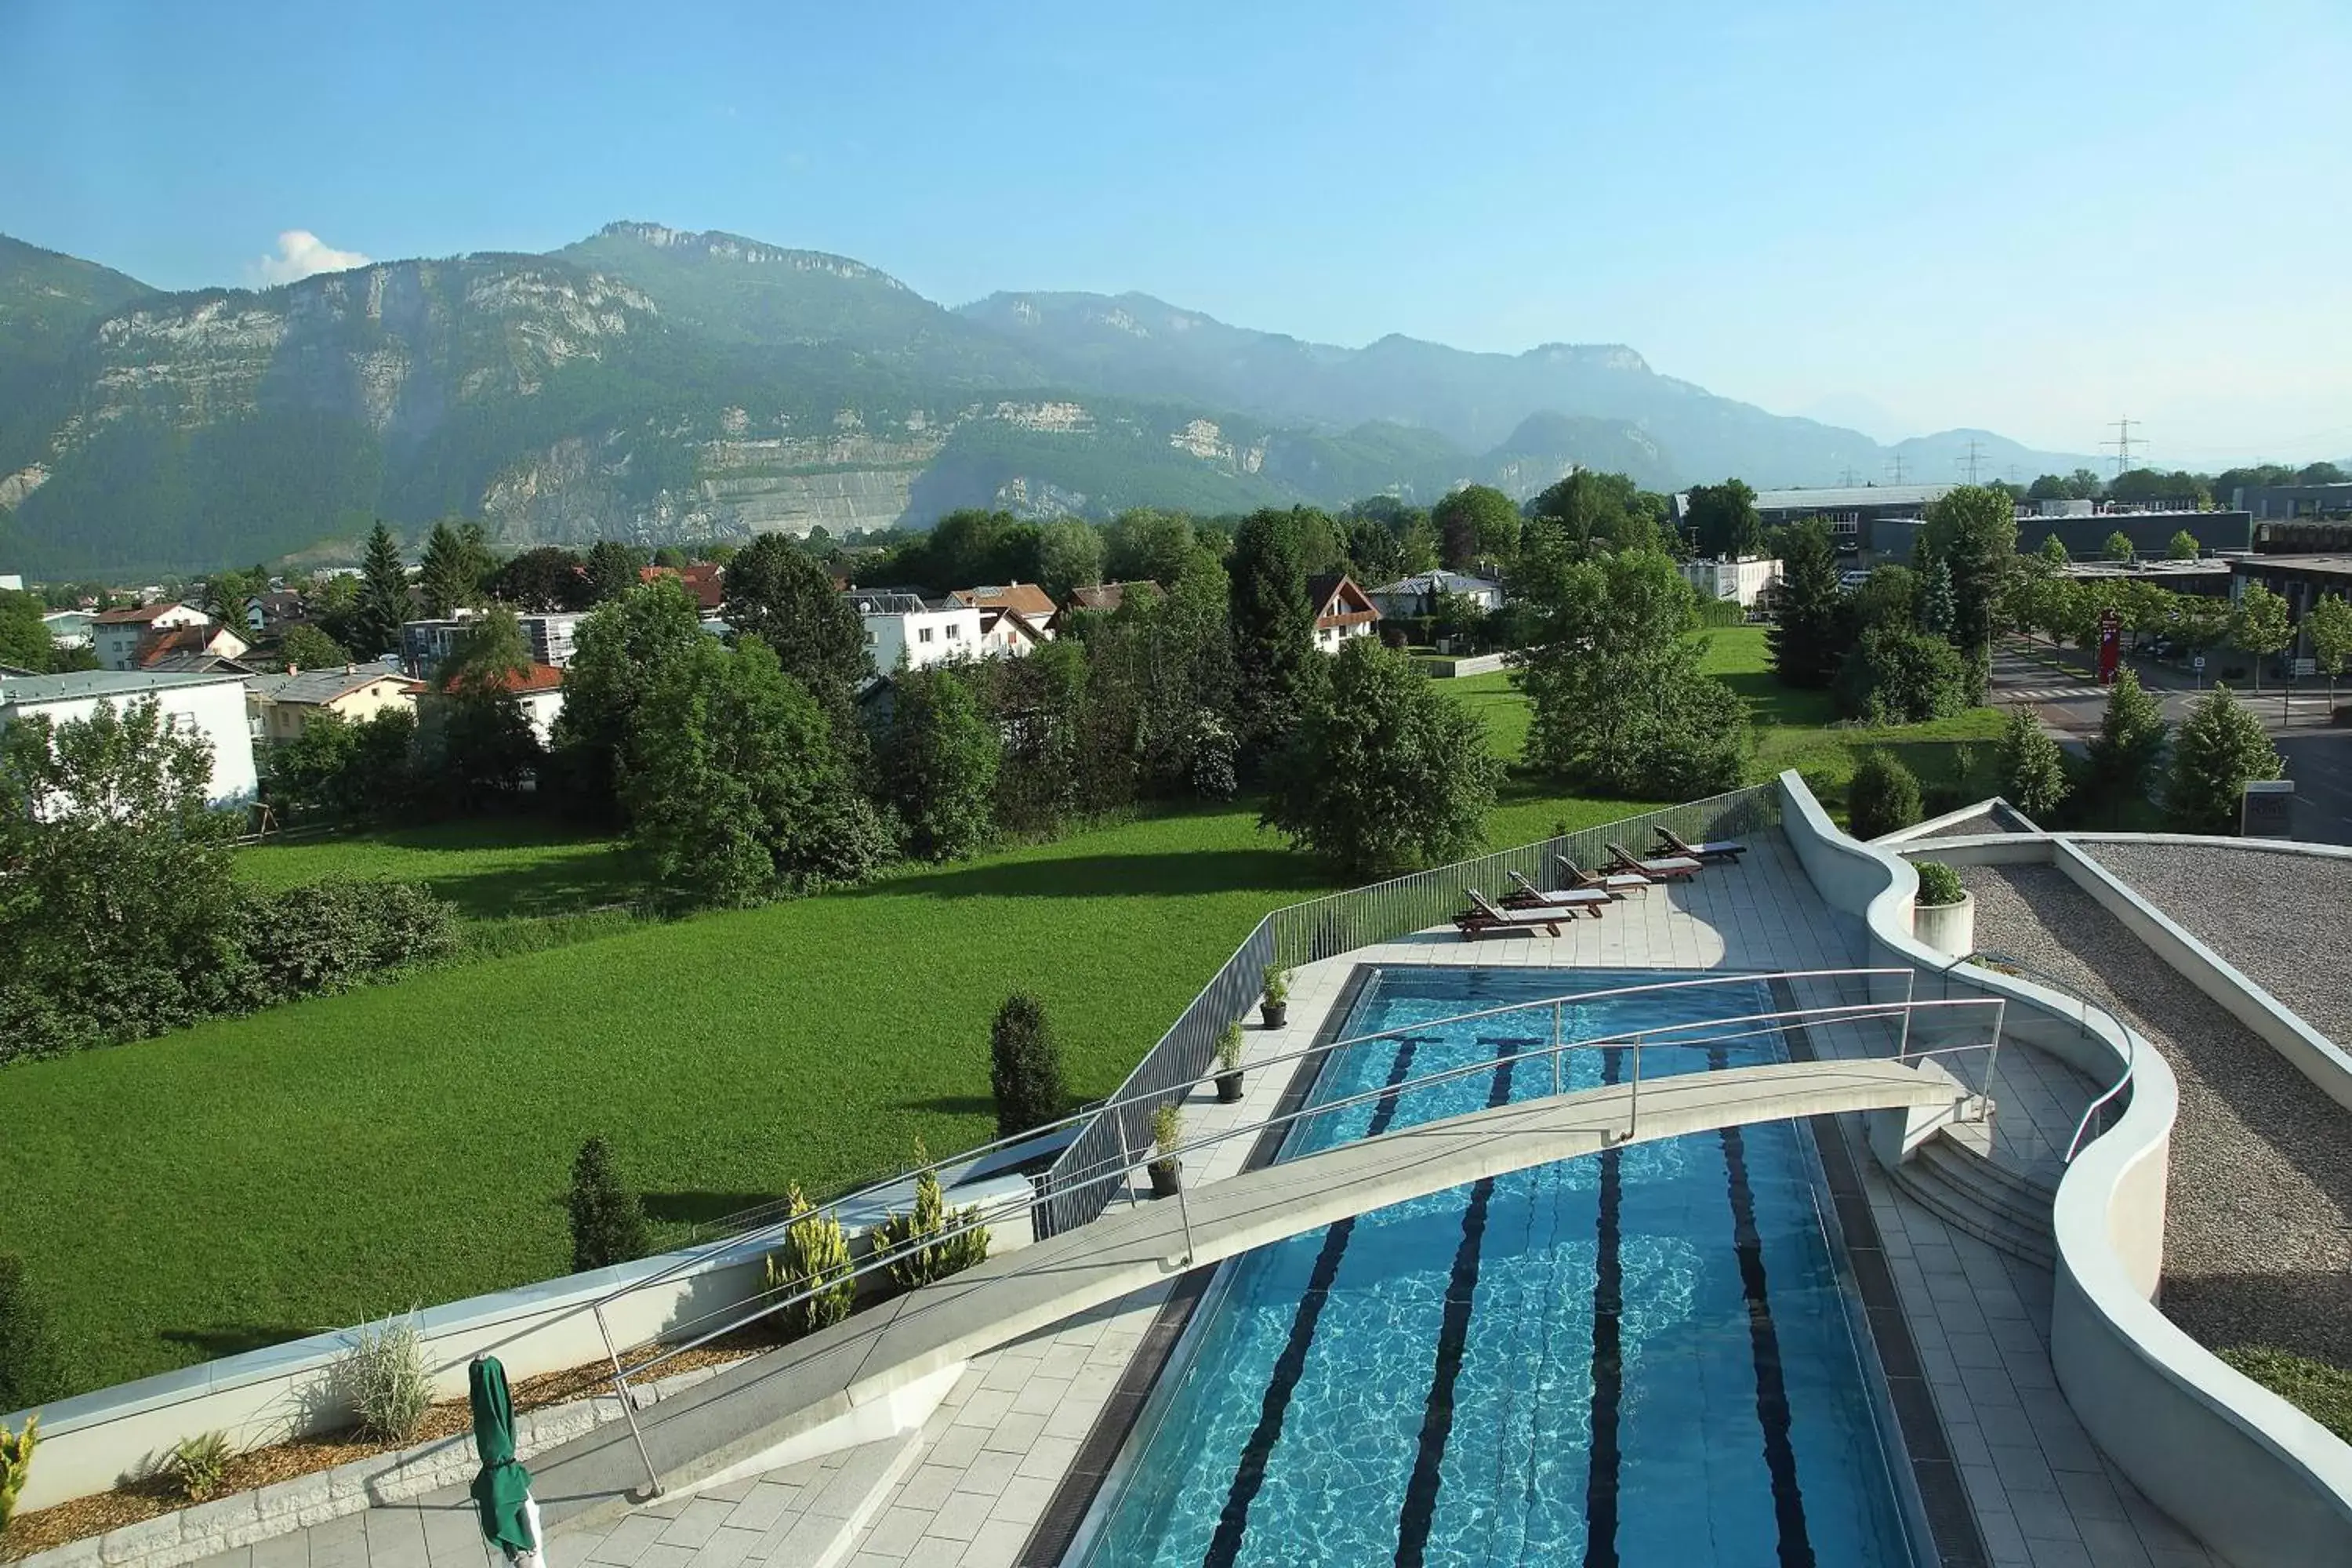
left=469, top=1356, right=540, bottom=1563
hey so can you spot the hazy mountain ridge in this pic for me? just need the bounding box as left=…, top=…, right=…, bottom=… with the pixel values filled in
left=0, top=222, right=2096, bottom=572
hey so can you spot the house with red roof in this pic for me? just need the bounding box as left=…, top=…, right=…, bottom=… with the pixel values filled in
left=1307, top=574, right=1383, bottom=652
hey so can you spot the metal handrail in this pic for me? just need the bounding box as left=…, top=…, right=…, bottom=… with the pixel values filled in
left=586, top=978, right=2003, bottom=1494
left=1939, top=946, right=2136, bottom=1163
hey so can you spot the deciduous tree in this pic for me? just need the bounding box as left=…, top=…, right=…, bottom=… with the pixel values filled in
left=2166, top=688, right=2281, bottom=834
left=1034, top=518, right=1105, bottom=602
left=1261, top=637, right=1501, bottom=876
left=722, top=534, right=873, bottom=731
left=489, top=546, right=593, bottom=612
left=583, top=540, right=648, bottom=605
left=279, top=622, right=350, bottom=670
left=2230, top=583, right=2293, bottom=692
left=881, top=666, right=1000, bottom=861
left=549, top=579, right=708, bottom=826
left=1432, top=485, right=1518, bottom=571
left=2305, top=593, right=2352, bottom=712
left=1683, top=479, right=1762, bottom=560
left=1921, top=486, right=2020, bottom=660
left=2103, top=530, right=2136, bottom=562
left=2167, top=530, right=2201, bottom=561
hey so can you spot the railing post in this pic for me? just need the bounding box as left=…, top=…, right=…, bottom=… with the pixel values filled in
left=1114, top=1112, right=1138, bottom=1210
left=594, top=1302, right=664, bottom=1499
left=1174, top=1176, right=1196, bottom=1266
left=1552, top=1001, right=1563, bottom=1098
left=1897, top=968, right=1915, bottom=1063
left=1987, top=996, right=2006, bottom=1111
left=1628, top=1036, right=1642, bottom=1142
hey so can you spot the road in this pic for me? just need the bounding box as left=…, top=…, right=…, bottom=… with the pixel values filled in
left=1990, top=638, right=2352, bottom=845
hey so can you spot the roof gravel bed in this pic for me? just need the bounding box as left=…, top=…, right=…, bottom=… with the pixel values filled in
left=1961, top=861, right=2352, bottom=1369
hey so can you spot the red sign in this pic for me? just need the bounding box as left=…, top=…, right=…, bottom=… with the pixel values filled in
left=2097, top=608, right=2122, bottom=685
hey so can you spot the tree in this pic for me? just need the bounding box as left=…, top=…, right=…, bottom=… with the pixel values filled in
left=1836, top=625, right=1971, bottom=724
left=2067, top=467, right=2106, bottom=500
left=2166, top=689, right=2282, bottom=834
left=1035, top=518, right=1105, bottom=601
left=625, top=637, right=888, bottom=906
left=1102, top=510, right=1196, bottom=586
left=722, top=534, right=873, bottom=728
left=1261, top=637, right=1501, bottom=876
left=416, top=521, right=492, bottom=617
left=1227, top=508, right=1322, bottom=769
left=1917, top=555, right=1958, bottom=641
left=0, top=590, right=58, bottom=672
left=350, top=522, right=410, bottom=658
left=1847, top=565, right=1920, bottom=635
left=201, top=565, right=263, bottom=623
left=583, top=540, right=648, bottom=605
left=1920, top=486, right=2020, bottom=659
left=2305, top=593, right=2352, bottom=712
left=1846, top=751, right=1922, bottom=840
left=267, top=709, right=419, bottom=821
left=279, top=622, right=350, bottom=670
left=1767, top=519, right=1844, bottom=689
left=489, top=546, right=593, bottom=612
left=434, top=604, right=530, bottom=695
left=881, top=666, right=1000, bottom=860
left=2083, top=668, right=2168, bottom=819
left=429, top=607, right=542, bottom=810
left=1518, top=548, right=1750, bottom=798
left=2167, top=530, right=2201, bottom=561
left=2038, top=533, right=2071, bottom=567
left=989, top=993, right=1066, bottom=1139
left=2230, top=583, right=2293, bottom=693
left=2103, top=530, right=2136, bottom=563
left=0, top=699, right=244, bottom=1057
left=1996, top=709, right=2070, bottom=822
left=1432, top=485, right=1518, bottom=572
left=547, top=579, right=708, bottom=826
left=566, top=1137, right=649, bottom=1273
left=1683, top=479, right=1763, bottom=560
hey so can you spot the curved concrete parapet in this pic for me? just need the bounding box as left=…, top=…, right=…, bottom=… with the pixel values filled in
left=515, top=1058, right=1967, bottom=1533
left=1774, top=771, right=2352, bottom=1563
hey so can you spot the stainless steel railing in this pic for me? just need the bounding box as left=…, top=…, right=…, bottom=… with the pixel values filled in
left=583, top=967, right=2001, bottom=1494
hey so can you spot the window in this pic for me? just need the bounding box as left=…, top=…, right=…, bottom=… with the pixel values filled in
left=165, top=710, right=200, bottom=735
left=919, top=627, right=935, bottom=644
left=866, top=629, right=879, bottom=644
left=946, top=622, right=961, bottom=639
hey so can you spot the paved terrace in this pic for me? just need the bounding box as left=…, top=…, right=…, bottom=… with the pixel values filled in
left=181, top=829, right=2221, bottom=1568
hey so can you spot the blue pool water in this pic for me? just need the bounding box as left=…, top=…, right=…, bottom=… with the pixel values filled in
left=1080, top=967, right=1913, bottom=1567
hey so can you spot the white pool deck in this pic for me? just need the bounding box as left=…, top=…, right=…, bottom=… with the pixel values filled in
left=181, top=830, right=2223, bottom=1568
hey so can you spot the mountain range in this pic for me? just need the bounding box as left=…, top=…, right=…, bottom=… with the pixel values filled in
left=0, top=222, right=2100, bottom=574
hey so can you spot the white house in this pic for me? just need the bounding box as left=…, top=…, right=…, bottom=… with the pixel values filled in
left=89, top=602, right=212, bottom=670
left=1681, top=556, right=1783, bottom=610
left=1307, top=575, right=1384, bottom=652
left=847, top=591, right=986, bottom=674
left=0, top=669, right=260, bottom=806
left=42, top=610, right=95, bottom=650
left=948, top=583, right=1058, bottom=640
left=1366, top=570, right=1504, bottom=619
left=422, top=662, right=566, bottom=745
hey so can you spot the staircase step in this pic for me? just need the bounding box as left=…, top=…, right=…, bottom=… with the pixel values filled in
left=1893, top=1149, right=2056, bottom=1270
left=1915, top=1139, right=2056, bottom=1233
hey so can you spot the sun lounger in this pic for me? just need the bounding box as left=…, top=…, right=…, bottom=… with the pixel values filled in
left=1555, top=854, right=1653, bottom=895
left=1454, top=887, right=1588, bottom=939
left=1606, top=840, right=1701, bottom=881
left=1652, top=826, right=1746, bottom=863
left=1502, top=869, right=1618, bottom=912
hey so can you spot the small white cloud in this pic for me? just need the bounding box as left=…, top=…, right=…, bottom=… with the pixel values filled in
left=251, top=230, right=372, bottom=286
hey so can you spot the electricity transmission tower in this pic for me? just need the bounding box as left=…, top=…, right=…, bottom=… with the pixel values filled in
left=1958, top=439, right=1988, bottom=484
left=2105, top=417, right=2141, bottom=477
left=1887, top=451, right=1909, bottom=484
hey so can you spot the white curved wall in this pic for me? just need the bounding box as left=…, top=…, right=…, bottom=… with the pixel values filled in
left=1775, top=773, right=2352, bottom=1564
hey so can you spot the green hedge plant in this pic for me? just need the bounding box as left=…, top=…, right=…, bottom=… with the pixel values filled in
left=1913, top=861, right=1966, bottom=909
left=0, top=1414, right=34, bottom=1533
left=876, top=1147, right=989, bottom=1291
left=766, top=1183, right=855, bottom=1336
left=166, top=1431, right=234, bottom=1503
left=347, top=1312, right=431, bottom=1444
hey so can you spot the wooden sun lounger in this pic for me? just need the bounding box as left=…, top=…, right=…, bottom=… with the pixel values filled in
left=1653, top=826, right=1747, bottom=863
left=1502, top=869, right=1618, bottom=912
left=1555, top=854, right=1653, bottom=895
left=1606, top=840, right=1701, bottom=881
left=1454, top=887, right=1590, bottom=939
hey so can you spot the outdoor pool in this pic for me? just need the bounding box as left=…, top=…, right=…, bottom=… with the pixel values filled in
left=1077, top=964, right=1914, bottom=1566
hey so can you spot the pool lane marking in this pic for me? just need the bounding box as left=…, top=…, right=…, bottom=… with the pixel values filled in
left=1394, top=1034, right=1530, bottom=1568
left=1203, top=1033, right=1425, bottom=1568
left=1579, top=1045, right=1626, bottom=1568
left=1712, top=1045, right=1816, bottom=1568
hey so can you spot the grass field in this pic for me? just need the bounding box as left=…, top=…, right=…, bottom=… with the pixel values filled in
left=4, top=627, right=2004, bottom=1396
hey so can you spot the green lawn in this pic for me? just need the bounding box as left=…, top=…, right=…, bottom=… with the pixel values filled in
left=5, top=627, right=2005, bottom=1396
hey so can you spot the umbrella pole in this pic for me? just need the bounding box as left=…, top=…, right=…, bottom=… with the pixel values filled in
left=594, top=1304, right=666, bottom=1497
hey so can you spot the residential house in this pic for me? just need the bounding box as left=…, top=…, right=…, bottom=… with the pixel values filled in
left=639, top=563, right=727, bottom=612
left=1306, top=575, right=1383, bottom=652
left=949, top=583, right=1058, bottom=636
left=42, top=610, right=94, bottom=650
left=0, top=668, right=259, bottom=806
left=400, top=611, right=587, bottom=677
left=976, top=607, right=1046, bottom=659
left=1046, top=581, right=1161, bottom=634
left=1680, top=556, right=1783, bottom=610
left=1365, top=570, right=1504, bottom=619
left=245, top=666, right=423, bottom=746
left=135, top=622, right=254, bottom=673
left=242, top=590, right=307, bottom=635
left=90, top=602, right=210, bottom=670
left=422, top=662, right=566, bottom=743
left=847, top=590, right=984, bottom=675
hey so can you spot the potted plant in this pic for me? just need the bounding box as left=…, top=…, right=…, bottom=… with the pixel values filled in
left=1911, top=859, right=1974, bottom=957
left=1147, top=1102, right=1185, bottom=1197
left=1214, top=1020, right=1247, bottom=1103
left=1261, top=965, right=1292, bottom=1029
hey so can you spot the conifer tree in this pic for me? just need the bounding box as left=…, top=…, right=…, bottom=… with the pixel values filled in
left=1766, top=518, right=1843, bottom=688
left=351, top=522, right=410, bottom=658
left=567, top=1136, right=650, bottom=1272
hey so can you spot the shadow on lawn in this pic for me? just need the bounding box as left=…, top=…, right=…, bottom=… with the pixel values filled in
left=161, top=1323, right=322, bottom=1359
left=1715, top=666, right=1838, bottom=726
left=410, top=851, right=651, bottom=921
left=858, top=846, right=1332, bottom=902
left=894, top=1094, right=996, bottom=1118
left=641, top=1190, right=782, bottom=1226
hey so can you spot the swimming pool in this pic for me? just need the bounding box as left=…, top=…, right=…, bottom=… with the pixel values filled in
left=1077, top=966, right=1914, bottom=1567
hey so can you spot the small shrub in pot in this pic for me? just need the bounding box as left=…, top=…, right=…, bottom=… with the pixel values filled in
left=1914, top=860, right=1965, bottom=908
left=1148, top=1102, right=1185, bottom=1197
left=1261, top=965, right=1292, bottom=1029
left=1214, top=1020, right=1246, bottom=1103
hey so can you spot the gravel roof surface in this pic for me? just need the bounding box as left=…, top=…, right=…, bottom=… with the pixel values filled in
left=2080, top=840, right=2352, bottom=1060
left=1962, top=862, right=2352, bottom=1367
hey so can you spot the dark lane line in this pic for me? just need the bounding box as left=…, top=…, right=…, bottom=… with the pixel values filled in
left=1580, top=1047, right=1626, bottom=1568
left=1713, top=1046, right=1815, bottom=1567
left=1395, top=1036, right=1530, bottom=1568
left=1203, top=1035, right=1426, bottom=1568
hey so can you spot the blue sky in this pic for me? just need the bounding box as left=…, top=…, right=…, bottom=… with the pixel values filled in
left=8, top=0, right=2348, bottom=462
